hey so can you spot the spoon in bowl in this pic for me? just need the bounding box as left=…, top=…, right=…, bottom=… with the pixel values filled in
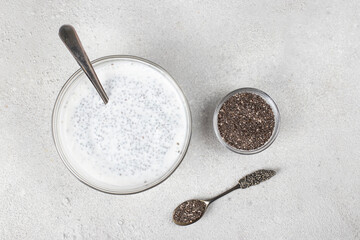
left=59, top=25, right=109, bottom=104
left=172, top=169, right=276, bottom=226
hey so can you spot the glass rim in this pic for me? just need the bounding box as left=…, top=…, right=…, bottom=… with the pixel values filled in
left=213, top=87, right=280, bottom=155
left=52, top=55, right=192, bottom=195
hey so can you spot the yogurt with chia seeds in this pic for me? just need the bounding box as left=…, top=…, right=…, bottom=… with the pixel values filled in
left=54, top=57, right=191, bottom=193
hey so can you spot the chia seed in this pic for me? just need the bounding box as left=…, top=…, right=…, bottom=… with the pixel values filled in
left=239, top=169, right=276, bottom=189
left=173, top=200, right=207, bottom=225
left=217, top=92, right=275, bottom=150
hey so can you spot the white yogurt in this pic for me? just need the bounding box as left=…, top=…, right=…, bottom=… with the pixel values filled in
left=56, top=58, right=189, bottom=192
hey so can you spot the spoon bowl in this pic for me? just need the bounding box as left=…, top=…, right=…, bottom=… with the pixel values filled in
left=173, top=199, right=209, bottom=226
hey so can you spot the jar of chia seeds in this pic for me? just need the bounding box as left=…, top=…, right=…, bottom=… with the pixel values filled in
left=213, top=87, right=280, bottom=155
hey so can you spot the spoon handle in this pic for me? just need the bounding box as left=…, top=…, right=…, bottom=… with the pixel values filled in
left=205, top=169, right=276, bottom=204
left=59, top=25, right=109, bottom=104
left=206, top=184, right=240, bottom=204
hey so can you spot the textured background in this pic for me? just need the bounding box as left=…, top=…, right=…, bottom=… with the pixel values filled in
left=1, top=0, right=360, bottom=239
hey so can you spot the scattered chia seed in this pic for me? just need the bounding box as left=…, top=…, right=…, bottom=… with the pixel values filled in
left=217, top=92, right=275, bottom=150
left=173, top=200, right=207, bottom=225
left=238, top=169, right=276, bottom=189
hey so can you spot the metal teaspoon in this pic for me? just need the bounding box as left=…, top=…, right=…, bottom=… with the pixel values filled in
left=59, top=25, right=109, bottom=104
left=172, top=169, right=276, bottom=226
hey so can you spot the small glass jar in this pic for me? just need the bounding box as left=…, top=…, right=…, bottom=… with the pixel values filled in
left=213, top=87, right=280, bottom=155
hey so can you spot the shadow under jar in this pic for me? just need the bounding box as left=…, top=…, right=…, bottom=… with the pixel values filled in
left=213, top=88, right=280, bottom=155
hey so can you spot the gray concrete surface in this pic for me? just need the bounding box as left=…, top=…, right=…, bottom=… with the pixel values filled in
left=1, top=0, right=360, bottom=239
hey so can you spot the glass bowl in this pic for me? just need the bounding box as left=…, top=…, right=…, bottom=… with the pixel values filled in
left=52, top=55, right=192, bottom=194
left=213, top=87, right=280, bottom=155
